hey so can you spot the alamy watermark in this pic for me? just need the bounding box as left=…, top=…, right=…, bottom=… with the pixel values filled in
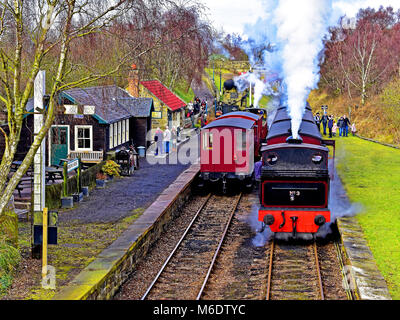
left=144, top=128, right=254, bottom=174
left=42, top=265, right=56, bottom=290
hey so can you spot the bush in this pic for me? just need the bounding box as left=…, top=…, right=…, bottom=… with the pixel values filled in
left=102, top=160, right=121, bottom=177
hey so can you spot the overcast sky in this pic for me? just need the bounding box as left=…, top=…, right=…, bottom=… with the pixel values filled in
left=201, top=0, right=400, bottom=35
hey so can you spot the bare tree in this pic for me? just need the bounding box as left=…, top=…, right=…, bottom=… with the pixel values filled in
left=0, top=0, right=151, bottom=216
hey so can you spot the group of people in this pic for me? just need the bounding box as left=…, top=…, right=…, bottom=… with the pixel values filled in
left=186, top=96, right=209, bottom=129
left=154, top=126, right=180, bottom=156
left=314, top=112, right=356, bottom=138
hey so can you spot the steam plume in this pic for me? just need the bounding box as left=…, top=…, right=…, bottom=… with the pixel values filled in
left=237, top=0, right=340, bottom=138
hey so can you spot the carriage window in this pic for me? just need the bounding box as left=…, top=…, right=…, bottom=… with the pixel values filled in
left=203, top=132, right=213, bottom=150
left=236, top=130, right=247, bottom=151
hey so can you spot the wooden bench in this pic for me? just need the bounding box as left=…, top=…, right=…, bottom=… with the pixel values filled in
left=7, top=195, right=30, bottom=221
left=16, top=176, right=33, bottom=198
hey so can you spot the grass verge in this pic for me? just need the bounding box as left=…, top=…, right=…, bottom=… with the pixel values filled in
left=334, top=135, right=400, bottom=299
left=1, top=205, right=145, bottom=300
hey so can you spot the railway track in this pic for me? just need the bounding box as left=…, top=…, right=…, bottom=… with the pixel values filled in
left=141, top=193, right=242, bottom=300
left=266, top=240, right=325, bottom=300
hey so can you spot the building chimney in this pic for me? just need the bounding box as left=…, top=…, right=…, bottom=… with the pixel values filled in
left=128, top=63, right=140, bottom=98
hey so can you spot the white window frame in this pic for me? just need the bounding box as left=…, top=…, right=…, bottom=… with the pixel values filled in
left=117, top=121, right=121, bottom=145
left=113, top=122, right=117, bottom=147
left=75, top=125, right=93, bottom=151
left=122, top=119, right=126, bottom=143
left=126, top=119, right=129, bottom=143
left=109, top=124, right=114, bottom=149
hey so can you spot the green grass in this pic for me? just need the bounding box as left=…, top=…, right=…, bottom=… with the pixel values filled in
left=173, top=81, right=195, bottom=103
left=334, top=135, right=400, bottom=299
left=2, top=199, right=146, bottom=300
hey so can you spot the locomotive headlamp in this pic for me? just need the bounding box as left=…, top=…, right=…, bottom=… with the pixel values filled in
left=312, top=154, right=323, bottom=164
left=314, top=215, right=326, bottom=226
left=264, top=214, right=275, bottom=225
left=266, top=153, right=278, bottom=166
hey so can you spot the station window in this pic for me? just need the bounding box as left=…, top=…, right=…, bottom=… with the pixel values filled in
left=75, top=126, right=92, bottom=151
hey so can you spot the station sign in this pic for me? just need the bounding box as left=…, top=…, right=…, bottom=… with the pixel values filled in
left=67, top=158, right=79, bottom=172
left=64, top=104, right=96, bottom=115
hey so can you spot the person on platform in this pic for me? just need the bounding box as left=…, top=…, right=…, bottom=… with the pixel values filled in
left=343, top=115, right=351, bottom=137
left=171, top=126, right=177, bottom=151
left=337, top=116, right=344, bottom=137
left=321, top=113, right=328, bottom=135
left=351, top=122, right=357, bottom=136
left=332, top=121, right=337, bottom=137
left=164, top=126, right=171, bottom=154
left=328, top=115, right=334, bottom=138
left=154, top=127, right=163, bottom=156
left=314, top=112, right=321, bottom=132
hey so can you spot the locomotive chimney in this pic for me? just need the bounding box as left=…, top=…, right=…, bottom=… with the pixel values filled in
left=127, top=63, right=139, bottom=98
left=286, top=135, right=303, bottom=144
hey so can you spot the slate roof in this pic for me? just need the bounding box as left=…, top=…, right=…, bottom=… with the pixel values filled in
left=61, top=85, right=152, bottom=124
left=140, top=80, right=185, bottom=111
left=116, top=97, right=153, bottom=117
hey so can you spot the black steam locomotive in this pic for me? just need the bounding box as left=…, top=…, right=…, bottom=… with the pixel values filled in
left=217, top=79, right=249, bottom=115
left=258, top=103, right=335, bottom=240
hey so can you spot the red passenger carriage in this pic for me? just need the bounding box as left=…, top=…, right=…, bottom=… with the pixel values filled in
left=199, top=111, right=268, bottom=193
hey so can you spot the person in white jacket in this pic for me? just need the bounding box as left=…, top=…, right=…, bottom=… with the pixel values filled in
left=164, top=126, right=171, bottom=154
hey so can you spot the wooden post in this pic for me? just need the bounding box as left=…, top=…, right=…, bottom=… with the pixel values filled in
left=42, top=207, right=48, bottom=280
left=63, top=162, right=68, bottom=197
left=77, top=158, right=81, bottom=194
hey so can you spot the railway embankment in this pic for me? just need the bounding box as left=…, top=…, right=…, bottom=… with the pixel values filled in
left=334, top=135, right=400, bottom=299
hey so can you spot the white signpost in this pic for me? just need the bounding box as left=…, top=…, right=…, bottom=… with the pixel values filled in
left=33, top=71, right=46, bottom=213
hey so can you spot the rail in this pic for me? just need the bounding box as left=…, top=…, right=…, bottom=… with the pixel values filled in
left=266, top=240, right=325, bottom=300
left=196, top=193, right=242, bottom=300
left=141, top=194, right=212, bottom=300
left=141, top=193, right=242, bottom=300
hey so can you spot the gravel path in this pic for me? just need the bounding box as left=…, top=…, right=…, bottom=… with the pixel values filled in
left=191, top=78, right=214, bottom=105
left=59, top=137, right=198, bottom=224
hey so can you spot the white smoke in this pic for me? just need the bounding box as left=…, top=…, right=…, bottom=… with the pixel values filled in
left=236, top=0, right=341, bottom=139
left=233, top=72, right=278, bottom=108
left=274, top=0, right=333, bottom=139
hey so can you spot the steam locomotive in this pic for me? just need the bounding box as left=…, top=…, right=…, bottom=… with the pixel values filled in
left=258, top=103, right=335, bottom=240
left=217, top=79, right=249, bottom=115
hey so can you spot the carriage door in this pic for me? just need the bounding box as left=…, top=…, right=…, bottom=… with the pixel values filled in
left=50, top=126, right=69, bottom=166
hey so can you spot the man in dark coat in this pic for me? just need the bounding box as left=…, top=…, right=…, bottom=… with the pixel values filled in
left=314, top=112, right=321, bottom=132
left=321, top=113, right=329, bottom=135
left=328, top=115, right=334, bottom=138
left=337, top=117, right=344, bottom=137
left=343, top=115, right=351, bottom=137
